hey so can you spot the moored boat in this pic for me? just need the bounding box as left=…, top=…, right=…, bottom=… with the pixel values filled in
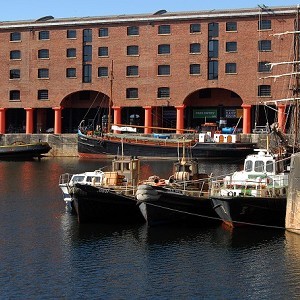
left=68, top=156, right=144, bottom=224
left=210, top=149, right=289, bottom=228
left=78, top=121, right=256, bottom=159
left=136, top=156, right=220, bottom=226
left=0, top=140, right=51, bottom=160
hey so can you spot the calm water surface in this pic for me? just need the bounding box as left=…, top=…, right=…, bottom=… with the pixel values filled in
left=0, top=157, right=300, bottom=299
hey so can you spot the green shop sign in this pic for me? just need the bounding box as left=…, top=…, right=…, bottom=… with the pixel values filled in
left=193, top=109, right=217, bottom=119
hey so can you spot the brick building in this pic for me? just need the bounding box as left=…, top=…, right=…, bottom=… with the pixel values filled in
left=0, top=5, right=297, bottom=134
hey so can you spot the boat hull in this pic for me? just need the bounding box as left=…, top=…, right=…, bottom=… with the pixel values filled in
left=0, top=142, right=51, bottom=160
left=78, top=133, right=255, bottom=159
left=211, top=196, right=287, bottom=228
left=136, top=185, right=220, bottom=227
left=70, top=183, right=144, bottom=224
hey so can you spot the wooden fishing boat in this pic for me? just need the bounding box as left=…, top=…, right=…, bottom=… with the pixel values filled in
left=67, top=156, right=144, bottom=224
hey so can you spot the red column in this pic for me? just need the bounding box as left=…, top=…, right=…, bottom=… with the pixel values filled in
left=112, top=106, right=121, bottom=133
left=277, top=104, right=286, bottom=132
left=0, top=108, right=6, bottom=134
left=53, top=107, right=62, bottom=134
left=143, top=106, right=152, bottom=134
left=175, top=105, right=185, bottom=134
left=25, top=108, right=34, bottom=134
left=241, top=104, right=251, bottom=134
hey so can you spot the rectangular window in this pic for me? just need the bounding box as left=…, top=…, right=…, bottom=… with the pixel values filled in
left=258, top=40, right=271, bottom=51
left=158, top=44, right=170, bottom=54
left=66, top=68, right=76, bottom=78
left=190, top=24, right=201, bottom=33
left=83, top=45, right=92, bottom=62
left=158, top=65, right=170, bottom=76
left=98, top=47, right=108, bottom=57
left=259, top=19, right=271, bottom=30
left=127, top=26, right=139, bottom=36
left=10, top=90, right=20, bottom=101
left=38, top=68, right=49, bottom=79
left=158, top=25, right=170, bottom=34
left=226, top=22, right=237, bottom=31
left=208, top=23, right=219, bottom=38
left=126, top=88, right=138, bottom=99
left=258, top=85, right=271, bottom=97
left=38, top=49, right=49, bottom=59
left=127, top=45, right=139, bottom=56
left=10, top=69, right=20, bottom=79
left=39, top=31, right=49, bottom=40
left=190, top=43, right=201, bottom=54
left=208, top=60, right=218, bottom=80
left=157, top=87, right=170, bottom=98
left=258, top=61, right=271, bottom=72
left=126, top=66, right=138, bottom=76
left=99, top=27, right=108, bottom=37
left=190, top=64, right=200, bottom=75
left=67, top=48, right=76, bottom=58
left=83, top=64, right=92, bottom=83
left=67, top=29, right=77, bottom=39
left=98, top=67, right=108, bottom=77
left=10, top=50, right=21, bottom=59
left=225, top=63, right=237, bottom=74
left=209, top=40, right=219, bottom=58
left=10, top=32, right=21, bottom=41
left=83, top=29, right=92, bottom=42
left=38, top=89, right=49, bottom=100
left=226, top=42, right=237, bottom=52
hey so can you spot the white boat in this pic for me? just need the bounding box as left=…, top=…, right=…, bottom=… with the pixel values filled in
left=59, top=169, right=105, bottom=212
left=210, top=149, right=289, bottom=228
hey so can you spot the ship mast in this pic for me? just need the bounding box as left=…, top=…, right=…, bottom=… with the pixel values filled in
left=108, top=60, right=114, bottom=133
left=293, top=6, right=300, bottom=148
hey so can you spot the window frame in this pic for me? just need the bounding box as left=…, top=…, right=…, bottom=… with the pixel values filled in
left=190, top=64, right=201, bottom=75
left=98, top=47, right=109, bottom=57
left=190, top=24, right=201, bottom=33
left=38, top=49, right=49, bottom=59
left=67, top=29, right=77, bottom=39
left=158, top=25, right=171, bottom=35
left=258, top=40, right=272, bottom=52
left=157, top=87, right=170, bottom=98
left=38, top=68, right=49, bottom=79
left=99, top=27, right=109, bottom=37
left=98, top=67, right=109, bottom=77
left=225, top=63, right=237, bottom=74
left=126, top=88, right=139, bottom=99
left=127, top=45, right=139, bottom=56
left=38, top=31, right=50, bottom=40
left=10, top=50, right=21, bottom=60
left=259, top=19, right=272, bottom=30
left=190, top=43, right=201, bottom=54
left=9, top=90, right=20, bottom=101
left=158, top=44, right=170, bottom=55
left=226, top=22, right=237, bottom=32
left=66, top=68, right=76, bottom=78
left=258, top=85, right=271, bottom=97
left=126, top=65, right=139, bottom=77
left=158, top=65, right=170, bottom=76
left=258, top=61, right=271, bottom=73
left=38, top=89, right=49, bottom=100
left=10, top=69, right=20, bottom=79
left=127, top=26, right=139, bottom=36
left=226, top=41, right=237, bottom=52
left=10, top=32, right=21, bottom=41
left=66, top=48, right=76, bottom=58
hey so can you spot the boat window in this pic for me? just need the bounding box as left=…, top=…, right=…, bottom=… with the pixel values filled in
left=95, top=177, right=102, bottom=183
left=72, top=175, right=85, bottom=183
left=266, top=160, right=274, bottom=173
left=254, top=161, right=264, bottom=172
left=244, top=160, right=253, bottom=172
left=86, top=176, right=94, bottom=182
left=124, top=163, right=130, bottom=171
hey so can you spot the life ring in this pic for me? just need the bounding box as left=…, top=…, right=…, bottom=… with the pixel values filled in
left=227, top=191, right=234, bottom=197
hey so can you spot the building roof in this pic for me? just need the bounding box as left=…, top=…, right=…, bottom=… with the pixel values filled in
left=0, top=5, right=298, bottom=30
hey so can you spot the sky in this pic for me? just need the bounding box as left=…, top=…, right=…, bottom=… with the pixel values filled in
left=0, top=1, right=299, bottom=22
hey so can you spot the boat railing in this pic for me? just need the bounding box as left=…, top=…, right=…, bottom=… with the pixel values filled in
left=59, top=173, right=73, bottom=186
